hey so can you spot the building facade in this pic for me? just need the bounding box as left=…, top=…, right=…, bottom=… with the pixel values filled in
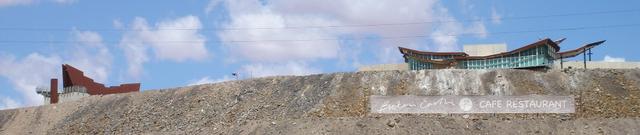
left=399, top=38, right=605, bottom=70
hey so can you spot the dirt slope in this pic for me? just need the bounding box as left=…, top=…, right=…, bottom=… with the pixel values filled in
left=1, top=69, right=640, bottom=134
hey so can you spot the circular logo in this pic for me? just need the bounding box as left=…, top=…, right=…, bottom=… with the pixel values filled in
left=459, top=98, right=473, bottom=112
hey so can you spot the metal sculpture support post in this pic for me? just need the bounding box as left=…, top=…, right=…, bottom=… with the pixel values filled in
left=560, top=56, right=564, bottom=69
left=50, top=79, right=58, bottom=104
left=588, top=48, right=592, bottom=61
left=583, top=48, right=587, bottom=69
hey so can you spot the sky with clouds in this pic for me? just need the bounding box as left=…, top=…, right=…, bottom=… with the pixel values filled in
left=1, top=0, right=639, bottom=110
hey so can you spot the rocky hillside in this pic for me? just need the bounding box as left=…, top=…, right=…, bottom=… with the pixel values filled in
left=1, top=69, right=640, bottom=134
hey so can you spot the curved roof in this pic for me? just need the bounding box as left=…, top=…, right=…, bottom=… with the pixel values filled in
left=456, top=38, right=560, bottom=60
left=398, top=47, right=468, bottom=56
left=399, top=38, right=561, bottom=60
left=400, top=38, right=605, bottom=64
left=558, top=40, right=606, bottom=58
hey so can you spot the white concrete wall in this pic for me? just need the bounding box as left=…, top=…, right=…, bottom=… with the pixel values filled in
left=43, top=97, right=50, bottom=105
left=42, top=92, right=90, bottom=105
left=463, top=43, right=507, bottom=56
left=553, top=61, right=640, bottom=69
left=358, top=63, right=409, bottom=71
left=58, top=92, right=90, bottom=103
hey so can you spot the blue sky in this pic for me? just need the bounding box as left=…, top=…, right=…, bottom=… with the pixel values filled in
left=1, top=0, right=639, bottom=109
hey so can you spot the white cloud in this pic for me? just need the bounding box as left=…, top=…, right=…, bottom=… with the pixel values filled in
left=0, top=29, right=112, bottom=109
left=52, top=0, right=75, bottom=4
left=113, top=19, right=124, bottom=29
left=0, top=97, right=20, bottom=110
left=66, top=29, right=113, bottom=83
left=0, top=53, right=61, bottom=107
left=459, top=0, right=475, bottom=13
left=0, top=0, right=33, bottom=7
left=491, top=7, right=502, bottom=24
left=219, top=10, right=340, bottom=62
left=204, top=0, right=222, bottom=14
left=207, top=0, right=491, bottom=77
left=187, top=76, right=234, bottom=86
left=211, top=0, right=442, bottom=64
left=120, top=15, right=208, bottom=78
left=430, top=5, right=487, bottom=52
left=151, top=16, right=208, bottom=61
left=431, top=8, right=462, bottom=51
left=468, top=21, right=487, bottom=38
left=431, top=23, right=461, bottom=52
left=120, top=24, right=149, bottom=79
left=604, top=55, right=625, bottom=62
left=0, top=0, right=76, bottom=7
left=188, top=76, right=214, bottom=86
left=211, top=0, right=488, bottom=64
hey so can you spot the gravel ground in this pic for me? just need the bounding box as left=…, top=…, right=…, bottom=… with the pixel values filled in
left=1, top=69, right=639, bottom=134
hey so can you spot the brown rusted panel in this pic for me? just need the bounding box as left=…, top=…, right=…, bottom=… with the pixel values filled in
left=101, top=83, right=140, bottom=95
left=50, top=79, right=58, bottom=104
left=62, top=64, right=140, bottom=95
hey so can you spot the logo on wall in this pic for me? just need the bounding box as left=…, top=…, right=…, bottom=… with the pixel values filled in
left=370, top=95, right=575, bottom=114
left=459, top=97, right=473, bottom=111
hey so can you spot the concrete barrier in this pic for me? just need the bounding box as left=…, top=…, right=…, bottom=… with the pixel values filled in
left=357, top=63, right=409, bottom=71
left=553, top=61, right=640, bottom=69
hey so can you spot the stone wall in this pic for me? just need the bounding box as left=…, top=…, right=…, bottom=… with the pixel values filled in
left=57, top=92, right=90, bottom=103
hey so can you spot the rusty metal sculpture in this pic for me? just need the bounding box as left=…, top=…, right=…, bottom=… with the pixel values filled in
left=62, top=64, right=140, bottom=95
left=48, top=64, right=140, bottom=104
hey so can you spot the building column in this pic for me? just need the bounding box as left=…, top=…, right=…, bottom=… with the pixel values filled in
left=560, top=56, right=563, bottom=69
left=50, top=79, right=58, bottom=104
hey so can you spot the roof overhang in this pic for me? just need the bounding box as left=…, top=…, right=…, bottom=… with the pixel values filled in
left=398, top=47, right=468, bottom=56
left=398, top=38, right=603, bottom=61
left=454, top=38, right=559, bottom=60
left=557, top=40, right=606, bottom=59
